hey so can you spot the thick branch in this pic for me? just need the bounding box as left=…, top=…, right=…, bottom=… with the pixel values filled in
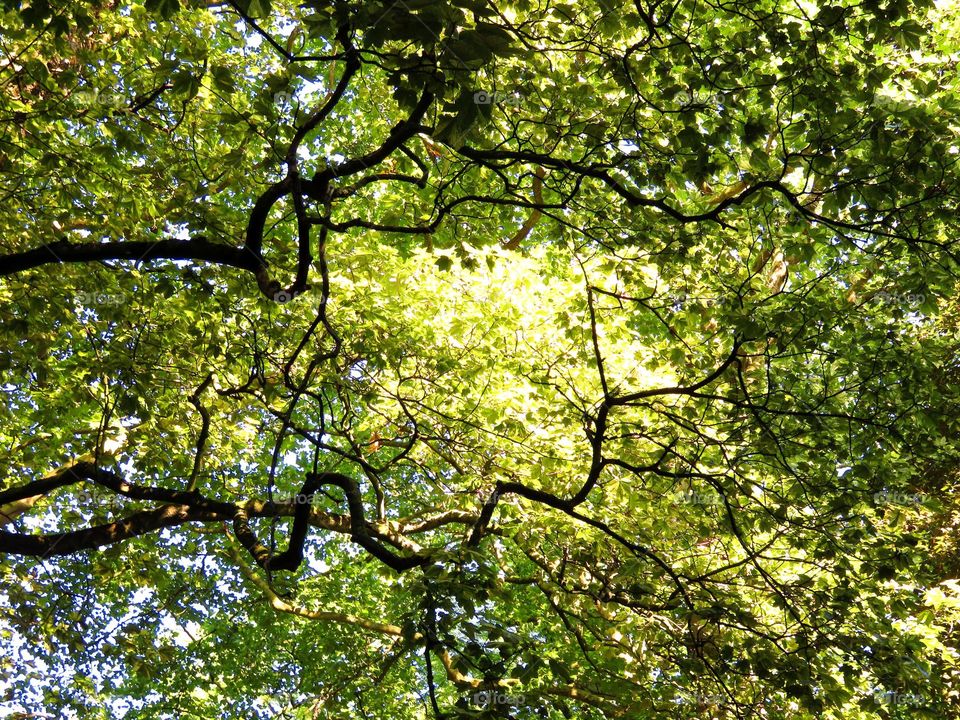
left=0, top=463, right=431, bottom=572
left=0, top=238, right=263, bottom=278
left=267, top=471, right=429, bottom=572
left=0, top=504, right=222, bottom=556
left=502, top=166, right=545, bottom=250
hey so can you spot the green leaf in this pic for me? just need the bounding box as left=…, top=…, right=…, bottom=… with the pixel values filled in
left=144, top=0, right=180, bottom=19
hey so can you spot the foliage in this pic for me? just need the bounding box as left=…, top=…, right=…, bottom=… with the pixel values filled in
left=2, top=0, right=960, bottom=717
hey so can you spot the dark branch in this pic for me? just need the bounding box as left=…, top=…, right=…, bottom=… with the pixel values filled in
left=0, top=237, right=263, bottom=278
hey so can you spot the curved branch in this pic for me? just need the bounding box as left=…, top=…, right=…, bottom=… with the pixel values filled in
left=457, top=146, right=927, bottom=241
left=243, top=71, right=433, bottom=302
left=0, top=237, right=263, bottom=279
left=313, top=89, right=434, bottom=184
left=502, top=166, right=545, bottom=250
left=187, top=374, right=213, bottom=492
left=267, top=471, right=429, bottom=572
left=0, top=504, right=222, bottom=556
left=0, top=463, right=428, bottom=572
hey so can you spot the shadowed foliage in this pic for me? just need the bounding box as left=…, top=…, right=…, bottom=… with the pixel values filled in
left=3, top=0, right=960, bottom=717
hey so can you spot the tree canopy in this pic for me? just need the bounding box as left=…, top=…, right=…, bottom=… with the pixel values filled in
left=3, top=0, right=960, bottom=717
